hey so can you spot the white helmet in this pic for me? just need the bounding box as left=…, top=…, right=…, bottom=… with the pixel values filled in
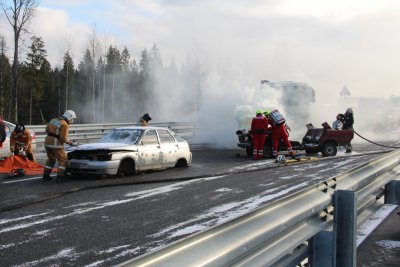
left=276, top=155, right=286, bottom=163
left=62, top=110, right=77, bottom=123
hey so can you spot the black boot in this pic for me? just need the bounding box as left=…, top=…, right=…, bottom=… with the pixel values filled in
left=42, top=174, right=52, bottom=181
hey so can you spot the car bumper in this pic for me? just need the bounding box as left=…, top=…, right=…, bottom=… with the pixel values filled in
left=67, top=159, right=120, bottom=175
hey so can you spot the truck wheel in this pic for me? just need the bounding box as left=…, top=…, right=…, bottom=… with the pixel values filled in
left=246, top=148, right=252, bottom=157
left=322, top=142, right=337, bottom=157
left=263, top=141, right=273, bottom=158
left=305, top=149, right=317, bottom=155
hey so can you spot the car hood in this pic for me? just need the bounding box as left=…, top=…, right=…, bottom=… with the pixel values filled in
left=69, top=142, right=138, bottom=152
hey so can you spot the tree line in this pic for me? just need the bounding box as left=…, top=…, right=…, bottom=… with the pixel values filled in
left=0, top=0, right=204, bottom=125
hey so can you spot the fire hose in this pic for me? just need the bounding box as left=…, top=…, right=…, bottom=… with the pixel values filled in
left=354, top=130, right=400, bottom=149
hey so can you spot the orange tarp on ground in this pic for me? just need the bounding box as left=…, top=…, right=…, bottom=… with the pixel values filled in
left=0, top=155, right=45, bottom=175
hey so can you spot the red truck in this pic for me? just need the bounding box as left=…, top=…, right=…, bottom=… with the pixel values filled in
left=301, top=122, right=354, bottom=156
left=236, top=122, right=354, bottom=158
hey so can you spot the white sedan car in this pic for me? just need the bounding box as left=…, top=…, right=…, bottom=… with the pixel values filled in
left=67, top=126, right=192, bottom=176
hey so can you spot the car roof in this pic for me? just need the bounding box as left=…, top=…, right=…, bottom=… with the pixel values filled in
left=2, top=121, right=15, bottom=127
left=115, top=126, right=170, bottom=131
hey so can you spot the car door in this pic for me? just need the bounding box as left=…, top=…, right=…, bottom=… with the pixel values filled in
left=157, top=129, right=178, bottom=167
left=137, top=129, right=162, bottom=170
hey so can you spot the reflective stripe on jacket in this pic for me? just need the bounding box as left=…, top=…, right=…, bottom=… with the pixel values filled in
left=44, top=117, right=69, bottom=149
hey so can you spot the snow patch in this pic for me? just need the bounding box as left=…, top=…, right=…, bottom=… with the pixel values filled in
left=356, top=204, right=397, bottom=246
left=18, top=248, right=76, bottom=267
left=228, top=160, right=275, bottom=172
left=0, top=213, right=50, bottom=225
left=279, top=174, right=301, bottom=180
left=0, top=176, right=226, bottom=234
left=125, top=175, right=226, bottom=198
left=96, top=245, right=131, bottom=255
left=170, top=225, right=208, bottom=238
left=84, top=260, right=105, bottom=267
left=376, top=240, right=400, bottom=249
left=215, top=188, right=232, bottom=192
left=151, top=181, right=309, bottom=240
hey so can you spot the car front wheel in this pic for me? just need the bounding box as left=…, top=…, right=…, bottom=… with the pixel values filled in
left=117, top=158, right=136, bottom=176
left=322, top=142, right=337, bottom=157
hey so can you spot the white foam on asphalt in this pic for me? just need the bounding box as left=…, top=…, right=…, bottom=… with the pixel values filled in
left=151, top=181, right=309, bottom=240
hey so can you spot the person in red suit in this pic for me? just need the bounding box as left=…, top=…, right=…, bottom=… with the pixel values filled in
left=265, top=109, right=296, bottom=159
left=250, top=109, right=269, bottom=160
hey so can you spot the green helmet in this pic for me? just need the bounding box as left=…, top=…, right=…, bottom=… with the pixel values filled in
left=264, top=109, right=271, bottom=115
left=256, top=109, right=263, bottom=115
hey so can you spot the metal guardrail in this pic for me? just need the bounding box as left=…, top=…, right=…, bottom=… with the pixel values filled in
left=27, top=122, right=196, bottom=144
left=119, top=149, right=400, bottom=267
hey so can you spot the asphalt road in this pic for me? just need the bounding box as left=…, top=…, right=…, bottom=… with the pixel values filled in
left=0, top=142, right=398, bottom=266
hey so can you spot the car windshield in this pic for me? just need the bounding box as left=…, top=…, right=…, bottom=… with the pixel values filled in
left=100, top=129, right=144, bottom=144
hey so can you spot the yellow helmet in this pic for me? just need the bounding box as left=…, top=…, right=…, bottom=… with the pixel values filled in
left=264, top=109, right=271, bottom=115
left=256, top=109, right=263, bottom=115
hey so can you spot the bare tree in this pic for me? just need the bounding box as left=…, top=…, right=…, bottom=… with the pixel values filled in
left=1, top=0, right=38, bottom=121
left=88, top=26, right=100, bottom=123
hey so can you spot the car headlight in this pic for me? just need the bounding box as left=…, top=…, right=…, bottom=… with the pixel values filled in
left=97, top=153, right=112, bottom=161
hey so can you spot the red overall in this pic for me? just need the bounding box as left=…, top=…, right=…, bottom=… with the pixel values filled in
left=251, top=115, right=269, bottom=160
left=271, top=123, right=295, bottom=158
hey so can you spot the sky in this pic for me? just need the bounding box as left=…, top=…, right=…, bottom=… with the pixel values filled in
left=1, top=0, right=399, bottom=97
left=1, top=0, right=400, bottom=145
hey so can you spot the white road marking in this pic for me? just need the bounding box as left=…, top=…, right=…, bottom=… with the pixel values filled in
left=2, top=175, right=56, bottom=184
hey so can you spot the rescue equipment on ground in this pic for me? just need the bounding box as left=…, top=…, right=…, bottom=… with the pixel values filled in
left=276, top=155, right=286, bottom=162
left=7, top=168, right=26, bottom=178
left=268, top=109, right=286, bottom=126
left=0, top=155, right=50, bottom=176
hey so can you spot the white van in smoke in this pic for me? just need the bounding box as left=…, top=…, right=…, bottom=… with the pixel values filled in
left=235, top=80, right=316, bottom=136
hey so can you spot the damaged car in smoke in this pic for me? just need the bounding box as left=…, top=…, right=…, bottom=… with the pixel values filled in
left=67, top=126, right=192, bottom=176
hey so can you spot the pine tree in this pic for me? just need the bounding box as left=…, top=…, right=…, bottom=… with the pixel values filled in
left=25, top=36, right=50, bottom=124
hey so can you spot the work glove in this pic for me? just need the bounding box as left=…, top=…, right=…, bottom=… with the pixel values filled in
left=67, top=140, right=79, bottom=147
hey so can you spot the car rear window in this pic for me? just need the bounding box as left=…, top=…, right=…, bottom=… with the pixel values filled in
left=100, top=129, right=144, bottom=144
left=141, top=130, right=159, bottom=145
left=174, top=135, right=186, bottom=142
left=157, top=129, right=176, bottom=143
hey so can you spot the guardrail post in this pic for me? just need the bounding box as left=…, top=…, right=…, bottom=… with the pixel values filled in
left=308, top=230, right=333, bottom=267
left=333, top=190, right=356, bottom=267
left=385, top=180, right=400, bottom=204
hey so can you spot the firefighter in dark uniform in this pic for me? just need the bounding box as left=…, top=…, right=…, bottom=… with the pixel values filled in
left=343, top=108, right=354, bottom=130
left=10, top=123, right=36, bottom=162
left=343, top=108, right=354, bottom=153
left=137, top=113, right=152, bottom=126
left=42, top=110, right=77, bottom=183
